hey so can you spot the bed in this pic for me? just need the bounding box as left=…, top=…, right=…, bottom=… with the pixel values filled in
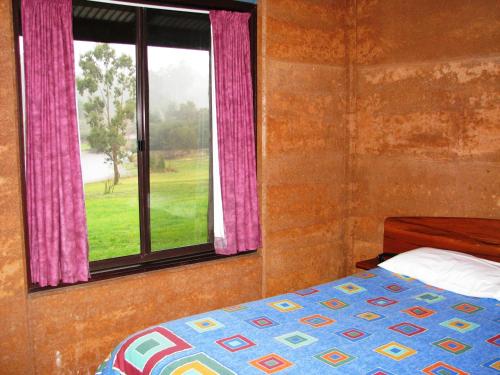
left=96, top=217, right=500, bottom=374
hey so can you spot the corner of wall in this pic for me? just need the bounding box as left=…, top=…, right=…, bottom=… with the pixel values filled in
left=0, top=0, right=35, bottom=373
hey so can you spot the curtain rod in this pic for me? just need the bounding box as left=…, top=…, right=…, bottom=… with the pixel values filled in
left=87, top=0, right=210, bottom=14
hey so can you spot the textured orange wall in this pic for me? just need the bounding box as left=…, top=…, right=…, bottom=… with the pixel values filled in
left=346, top=0, right=500, bottom=270
left=259, top=0, right=349, bottom=296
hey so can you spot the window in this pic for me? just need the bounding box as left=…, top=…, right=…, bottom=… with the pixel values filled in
left=14, top=0, right=257, bottom=284
left=72, top=1, right=213, bottom=269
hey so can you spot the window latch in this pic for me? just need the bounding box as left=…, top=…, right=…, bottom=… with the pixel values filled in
left=137, top=139, right=145, bottom=152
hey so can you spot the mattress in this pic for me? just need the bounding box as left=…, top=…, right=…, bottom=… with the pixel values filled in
left=96, top=267, right=499, bottom=374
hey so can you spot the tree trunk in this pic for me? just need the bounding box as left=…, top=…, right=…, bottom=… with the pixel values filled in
left=112, top=149, right=120, bottom=185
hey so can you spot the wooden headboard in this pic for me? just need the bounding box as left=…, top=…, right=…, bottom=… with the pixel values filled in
left=383, top=217, right=500, bottom=263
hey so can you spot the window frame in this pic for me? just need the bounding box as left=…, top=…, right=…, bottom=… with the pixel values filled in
left=12, top=0, right=258, bottom=292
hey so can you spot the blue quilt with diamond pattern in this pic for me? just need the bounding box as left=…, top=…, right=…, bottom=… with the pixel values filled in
left=96, top=268, right=499, bottom=374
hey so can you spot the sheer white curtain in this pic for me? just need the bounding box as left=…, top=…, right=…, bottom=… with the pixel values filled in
left=211, top=29, right=226, bottom=249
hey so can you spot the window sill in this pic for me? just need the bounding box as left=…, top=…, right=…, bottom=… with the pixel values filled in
left=28, top=249, right=258, bottom=293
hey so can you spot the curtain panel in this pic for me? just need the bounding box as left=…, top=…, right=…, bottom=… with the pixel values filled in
left=210, top=10, right=261, bottom=255
left=22, top=0, right=89, bottom=286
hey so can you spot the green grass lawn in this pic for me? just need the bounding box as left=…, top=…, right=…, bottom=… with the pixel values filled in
left=84, top=156, right=209, bottom=261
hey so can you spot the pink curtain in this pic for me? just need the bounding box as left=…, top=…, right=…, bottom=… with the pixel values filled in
left=22, top=0, right=89, bottom=286
left=210, top=10, right=261, bottom=255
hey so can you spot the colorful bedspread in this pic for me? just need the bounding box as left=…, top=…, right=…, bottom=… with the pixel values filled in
left=96, top=268, right=500, bottom=374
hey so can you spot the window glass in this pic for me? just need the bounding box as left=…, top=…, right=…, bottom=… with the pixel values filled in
left=75, top=40, right=140, bottom=261
left=147, top=46, right=210, bottom=251
left=146, top=10, right=211, bottom=251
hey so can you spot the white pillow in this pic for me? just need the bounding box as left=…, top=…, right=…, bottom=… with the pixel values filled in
left=378, top=247, right=500, bottom=300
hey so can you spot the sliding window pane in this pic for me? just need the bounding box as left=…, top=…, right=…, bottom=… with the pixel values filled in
left=75, top=40, right=140, bottom=261
left=147, top=9, right=211, bottom=251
